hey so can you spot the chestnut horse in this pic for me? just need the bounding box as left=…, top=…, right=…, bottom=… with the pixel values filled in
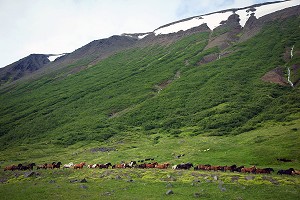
left=4, top=164, right=20, bottom=171
left=112, top=163, right=125, bottom=169
left=46, top=162, right=56, bottom=169
left=155, top=163, right=170, bottom=169
left=74, top=162, right=86, bottom=169
left=194, top=164, right=211, bottom=171
left=145, top=162, right=158, bottom=168
left=241, top=166, right=256, bottom=173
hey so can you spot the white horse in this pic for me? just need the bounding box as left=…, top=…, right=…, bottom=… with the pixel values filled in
left=63, top=162, right=74, bottom=169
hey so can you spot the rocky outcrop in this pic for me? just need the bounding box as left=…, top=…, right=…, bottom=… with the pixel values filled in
left=241, top=5, right=300, bottom=41
left=205, top=13, right=242, bottom=50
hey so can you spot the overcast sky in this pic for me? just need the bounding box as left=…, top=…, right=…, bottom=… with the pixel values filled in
left=0, top=0, right=276, bottom=68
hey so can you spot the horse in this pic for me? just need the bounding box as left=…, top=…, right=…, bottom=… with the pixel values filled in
left=233, top=166, right=245, bottom=172
left=74, top=162, right=86, bottom=169
left=176, top=163, right=193, bottom=170
left=145, top=162, right=158, bottom=168
left=256, top=168, right=274, bottom=174
left=87, top=164, right=99, bottom=168
left=155, top=163, right=170, bottom=169
left=194, top=164, right=211, bottom=171
left=241, top=166, right=256, bottom=173
left=4, top=165, right=19, bottom=171
left=209, top=165, right=222, bottom=171
left=46, top=162, right=56, bottom=169
left=19, top=163, right=36, bottom=170
left=137, top=163, right=146, bottom=169
left=63, top=162, right=74, bottom=169
left=128, top=161, right=137, bottom=168
left=53, top=162, right=62, bottom=169
left=277, top=168, right=295, bottom=175
left=112, top=163, right=125, bottom=169
left=99, top=163, right=112, bottom=169
left=223, top=164, right=237, bottom=172
left=293, top=170, right=300, bottom=175
left=37, top=163, right=47, bottom=169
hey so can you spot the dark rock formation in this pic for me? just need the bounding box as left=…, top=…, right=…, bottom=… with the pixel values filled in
left=0, top=54, right=50, bottom=84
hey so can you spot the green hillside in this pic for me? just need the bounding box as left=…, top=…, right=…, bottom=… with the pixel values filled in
left=1, top=17, right=299, bottom=149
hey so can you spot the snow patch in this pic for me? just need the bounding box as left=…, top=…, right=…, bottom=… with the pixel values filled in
left=138, top=34, right=149, bottom=39
left=154, top=12, right=233, bottom=35
left=48, top=54, right=66, bottom=62
left=154, top=0, right=300, bottom=35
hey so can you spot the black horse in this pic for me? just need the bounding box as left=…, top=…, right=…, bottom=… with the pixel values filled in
left=176, top=162, right=193, bottom=170
left=277, top=168, right=295, bottom=175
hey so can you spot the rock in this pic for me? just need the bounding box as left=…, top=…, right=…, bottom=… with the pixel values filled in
left=80, top=178, right=87, bottom=183
left=245, top=176, right=255, bottom=181
left=231, top=176, right=239, bottom=182
left=166, top=183, right=173, bottom=188
left=80, top=185, right=88, bottom=189
left=194, top=193, right=201, bottom=198
left=213, top=175, right=218, bottom=181
left=0, top=178, right=7, bottom=183
left=70, top=179, right=78, bottom=183
left=115, top=175, right=122, bottom=180
left=166, top=190, right=174, bottom=195
left=49, top=180, right=56, bottom=184
left=24, top=171, right=36, bottom=178
left=127, top=179, right=134, bottom=182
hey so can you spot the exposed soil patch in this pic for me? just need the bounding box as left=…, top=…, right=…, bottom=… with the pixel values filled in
left=261, top=67, right=288, bottom=86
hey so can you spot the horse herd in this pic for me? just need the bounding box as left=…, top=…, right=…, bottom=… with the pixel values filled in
left=3, top=161, right=300, bottom=176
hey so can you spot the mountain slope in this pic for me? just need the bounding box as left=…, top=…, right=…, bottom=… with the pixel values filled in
left=0, top=1, right=299, bottom=149
left=0, top=15, right=300, bottom=147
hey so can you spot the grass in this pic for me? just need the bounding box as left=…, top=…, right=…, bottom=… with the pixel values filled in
left=1, top=167, right=300, bottom=200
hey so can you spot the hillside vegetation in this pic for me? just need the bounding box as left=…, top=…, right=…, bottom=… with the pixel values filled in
left=0, top=17, right=299, bottom=149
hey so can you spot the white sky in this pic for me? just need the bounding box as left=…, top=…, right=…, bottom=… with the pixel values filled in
left=0, top=0, right=277, bottom=68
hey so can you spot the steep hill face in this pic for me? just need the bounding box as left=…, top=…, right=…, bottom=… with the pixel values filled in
left=0, top=1, right=299, bottom=148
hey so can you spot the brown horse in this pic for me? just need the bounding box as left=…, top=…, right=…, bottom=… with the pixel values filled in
left=155, top=163, right=170, bottom=169
left=146, top=162, right=158, bottom=168
left=37, top=163, right=47, bottom=169
left=112, top=163, right=125, bottom=169
left=241, top=166, right=256, bottom=173
left=74, top=162, right=86, bottom=169
left=4, top=165, right=19, bottom=171
left=194, top=164, right=211, bottom=170
left=46, top=162, right=56, bottom=169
